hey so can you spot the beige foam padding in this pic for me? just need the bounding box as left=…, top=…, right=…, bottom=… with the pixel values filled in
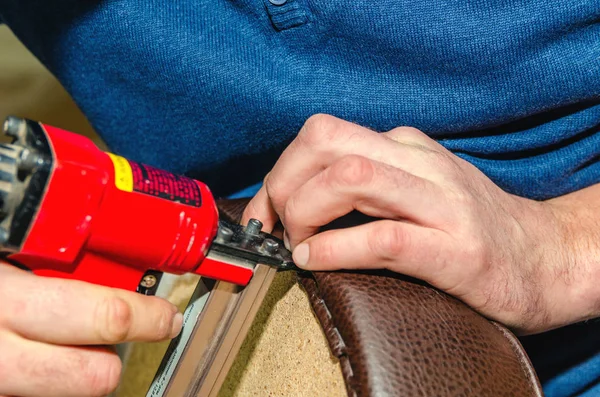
left=218, top=272, right=346, bottom=397
left=116, top=272, right=346, bottom=396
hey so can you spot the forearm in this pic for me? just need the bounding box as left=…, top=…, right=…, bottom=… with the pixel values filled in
left=544, top=182, right=600, bottom=326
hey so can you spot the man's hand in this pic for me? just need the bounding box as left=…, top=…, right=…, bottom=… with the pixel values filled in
left=0, top=264, right=183, bottom=397
left=244, top=114, right=600, bottom=335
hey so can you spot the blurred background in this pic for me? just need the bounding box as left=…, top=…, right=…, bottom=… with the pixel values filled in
left=0, top=25, right=102, bottom=146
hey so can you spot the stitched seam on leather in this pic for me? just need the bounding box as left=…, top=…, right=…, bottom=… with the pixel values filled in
left=313, top=297, right=358, bottom=397
left=490, top=322, right=544, bottom=397
left=322, top=303, right=333, bottom=321
left=299, top=275, right=358, bottom=397
left=318, top=297, right=358, bottom=397
left=315, top=297, right=349, bottom=364
left=316, top=294, right=357, bottom=397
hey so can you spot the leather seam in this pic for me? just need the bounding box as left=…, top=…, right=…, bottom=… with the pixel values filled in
left=318, top=297, right=358, bottom=397
left=300, top=275, right=358, bottom=397
left=490, top=321, right=545, bottom=397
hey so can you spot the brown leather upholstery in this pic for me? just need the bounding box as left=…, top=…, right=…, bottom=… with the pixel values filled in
left=217, top=198, right=254, bottom=225
left=299, top=272, right=543, bottom=397
left=217, top=198, right=544, bottom=397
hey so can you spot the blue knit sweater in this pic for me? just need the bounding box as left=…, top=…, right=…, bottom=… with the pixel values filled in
left=1, top=0, right=599, bottom=395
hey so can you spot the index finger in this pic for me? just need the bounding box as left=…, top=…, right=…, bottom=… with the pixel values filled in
left=244, top=115, right=376, bottom=229
left=253, top=115, right=438, bottom=221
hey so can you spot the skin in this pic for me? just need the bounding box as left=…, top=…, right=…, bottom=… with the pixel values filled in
left=243, top=113, right=600, bottom=336
left=0, top=264, right=183, bottom=397
left=1, top=114, right=596, bottom=396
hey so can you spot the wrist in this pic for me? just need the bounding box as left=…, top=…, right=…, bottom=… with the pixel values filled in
left=540, top=196, right=600, bottom=329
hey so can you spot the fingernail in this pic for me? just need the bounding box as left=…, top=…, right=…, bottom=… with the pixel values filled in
left=170, top=312, right=183, bottom=338
left=283, top=231, right=291, bottom=250
left=293, top=244, right=310, bottom=268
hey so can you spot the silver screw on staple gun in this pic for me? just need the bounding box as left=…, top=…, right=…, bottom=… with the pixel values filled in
left=210, top=218, right=297, bottom=271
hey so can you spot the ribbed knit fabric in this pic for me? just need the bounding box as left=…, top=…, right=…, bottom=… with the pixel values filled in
left=1, top=1, right=599, bottom=395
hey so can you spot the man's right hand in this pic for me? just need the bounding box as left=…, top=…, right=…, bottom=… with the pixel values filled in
left=0, top=263, right=183, bottom=397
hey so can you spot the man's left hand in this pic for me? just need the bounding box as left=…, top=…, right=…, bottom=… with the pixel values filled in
left=243, top=114, right=594, bottom=335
